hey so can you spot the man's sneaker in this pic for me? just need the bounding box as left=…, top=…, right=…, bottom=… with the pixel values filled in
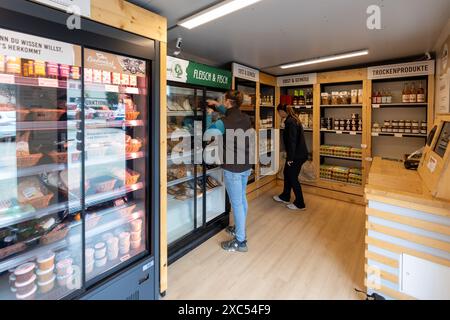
left=225, top=226, right=236, bottom=237
left=221, top=239, right=248, bottom=253
left=273, top=195, right=290, bottom=204
left=287, top=203, right=306, bottom=211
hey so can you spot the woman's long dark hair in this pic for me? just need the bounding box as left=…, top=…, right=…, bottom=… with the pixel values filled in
left=277, top=104, right=302, bottom=127
left=225, top=90, right=244, bottom=109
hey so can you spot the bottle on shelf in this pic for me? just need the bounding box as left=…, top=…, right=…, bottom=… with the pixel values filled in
left=386, top=88, right=392, bottom=104
left=381, top=89, right=388, bottom=104
left=376, top=90, right=382, bottom=104
left=293, top=90, right=298, bottom=105
left=402, top=83, right=410, bottom=103
left=417, top=82, right=426, bottom=103
left=409, top=82, right=417, bottom=103
left=299, top=90, right=305, bottom=105
left=372, top=91, right=377, bottom=104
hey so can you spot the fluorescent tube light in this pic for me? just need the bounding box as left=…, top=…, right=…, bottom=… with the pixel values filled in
left=280, top=50, right=369, bottom=69
left=178, top=0, right=264, bottom=30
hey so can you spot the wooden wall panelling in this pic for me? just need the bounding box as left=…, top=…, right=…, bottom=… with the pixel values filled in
left=427, top=74, right=435, bottom=129
left=313, top=84, right=321, bottom=182
left=317, top=68, right=367, bottom=84
left=90, top=0, right=167, bottom=42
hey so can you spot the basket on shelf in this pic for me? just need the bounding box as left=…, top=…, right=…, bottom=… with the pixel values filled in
left=20, top=192, right=54, bottom=210
left=0, top=242, right=27, bottom=259
left=31, top=108, right=66, bottom=121
left=16, top=109, right=30, bottom=121
left=125, top=169, right=141, bottom=186
left=95, top=179, right=117, bottom=194
left=17, top=153, right=43, bottom=168
left=125, top=111, right=140, bottom=121
left=126, top=140, right=142, bottom=154
left=40, top=224, right=69, bottom=245
left=48, top=151, right=81, bottom=164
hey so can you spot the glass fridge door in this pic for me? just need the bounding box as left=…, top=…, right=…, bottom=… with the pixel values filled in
left=167, top=85, right=201, bottom=245
left=204, top=90, right=226, bottom=223
left=83, top=48, right=148, bottom=283
left=0, top=27, right=83, bottom=300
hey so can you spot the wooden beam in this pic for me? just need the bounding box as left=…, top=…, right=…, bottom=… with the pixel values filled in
left=90, top=0, right=167, bottom=43
left=365, top=236, right=450, bottom=268
left=159, top=43, right=168, bottom=294
left=367, top=208, right=450, bottom=236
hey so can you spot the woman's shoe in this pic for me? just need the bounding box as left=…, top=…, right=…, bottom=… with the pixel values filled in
left=287, top=203, right=306, bottom=211
left=273, top=195, right=290, bottom=204
left=221, top=239, right=248, bottom=253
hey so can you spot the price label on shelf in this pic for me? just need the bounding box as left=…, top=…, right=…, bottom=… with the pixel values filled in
left=120, top=254, right=131, bottom=263
left=105, top=85, right=119, bottom=93
left=306, top=105, right=312, bottom=109
left=126, top=87, right=140, bottom=95
left=372, top=132, right=379, bottom=137
left=38, top=78, right=59, bottom=88
left=350, top=132, right=357, bottom=135
left=336, top=131, right=343, bottom=135
left=0, top=74, right=15, bottom=84
left=372, top=104, right=380, bottom=109
left=394, top=133, right=403, bottom=138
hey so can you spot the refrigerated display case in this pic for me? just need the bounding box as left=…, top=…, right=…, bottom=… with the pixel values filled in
left=0, top=1, right=160, bottom=300
left=166, top=57, right=231, bottom=263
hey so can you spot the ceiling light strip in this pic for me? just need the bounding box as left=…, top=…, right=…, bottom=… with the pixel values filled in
left=178, top=0, right=264, bottom=30
left=280, top=50, right=369, bottom=69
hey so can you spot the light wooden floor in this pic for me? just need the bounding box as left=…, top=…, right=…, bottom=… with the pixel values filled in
left=165, top=188, right=366, bottom=300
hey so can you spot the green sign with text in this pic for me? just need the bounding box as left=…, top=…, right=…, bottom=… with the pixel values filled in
left=167, top=56, right=231, bottom=90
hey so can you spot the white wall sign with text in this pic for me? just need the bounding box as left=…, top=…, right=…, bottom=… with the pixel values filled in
left=0, top=27, right=77, bottom=66
left=232, top=63, right=259, bottom=82
left=33, top=0, right=91, bottom=17
left=368, top=60, right=435, bottom=80
left=437, top=69, right=450, bottom=114
left=277, top=73, right=317, bottom=87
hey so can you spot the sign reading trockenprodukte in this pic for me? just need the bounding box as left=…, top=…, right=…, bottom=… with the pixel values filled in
left=277, top=73, right=317, bottom=87
left=167, top=56, right=232, bottom=90
left=368, top=60, right=435, bottom=80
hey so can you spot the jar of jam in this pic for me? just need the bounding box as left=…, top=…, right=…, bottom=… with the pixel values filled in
left=59, top=64, right=70, bottom=79
left=393, top=127, right=399, bottom=133
left=381, top=127, right=387, bottom=133
left=46, top=62, right=59, bottom=79
left=339, top=120, right=345, bottom=126
left=411, top=120, right=419, bottom=128
left=387, top=126, right=393, bottom=133
left=339, top=126, right=345, bottom=131
left=399, top=120, right=405, bottom=128
left=70, top=66, right=81, bottom=80
left=392, top=120, right=399, bottom=127
left=21, top=59, right=35, bottom=77
left=398, top=127, right=405, bottom=133
left=334, top=119, right=340, bottom=127
left=404, top=126, right=412, bottom=134
left=384, top=120, right=391, bottom=127
left=34, top=60, right=46, bottom=77
left=6, top=56, right=21, bottom=75
left=412, top=127, right=420, bottom=134
left=405, top=120, right=412, bottom=127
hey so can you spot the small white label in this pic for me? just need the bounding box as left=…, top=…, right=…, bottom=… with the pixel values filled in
left=126, top=87, right=140, bottom=95
left=23, top=187, right=38, bottom=199
left=143, top=261, right=154, bottom=272
left=336, top=131, right=343, bottom=135
left=372, top=132, right=379, bottom=137
left=306, top=105, right=312, bottom=109
left=394, top=133, right=403, bottom=138
left=350, top=132, right=357, bottom=136
left=120, top=254, right=131, bottom=263
left=427, top=156, right=437, bottom=173
left=105, top=85, right=119, bottom=93
left=372, top=104, right=380, bottom=109
left=38, top=78, right=59, bottom=88
left=0, top=73, right=15, bottom=84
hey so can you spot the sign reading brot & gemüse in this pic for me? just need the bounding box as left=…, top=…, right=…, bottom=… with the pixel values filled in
left=277, top=73, right=317, bottom=87
left=232, top=63, right=259, bottom=82
left=368, top=60, right=435, bottom=79
left=167, top=56, right=231, bottom=90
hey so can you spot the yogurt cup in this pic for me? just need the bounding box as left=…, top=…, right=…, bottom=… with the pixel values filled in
left=95, top=256, right=107, bottom=268
left=86, top=261, right=95, bottom=274
left=119, top=245, right=130, bottom=255
left=14, top=262, right=36, bottom=283
left=38, top=275, right=56, bottom=294
left=130, top=239, right=142, bottom=250
left=55, top=251, right=71, bottom=263
left=94, top=242, right=106, bottom=260
left=37, top=251, right=55, bottom=271
left=85, top=248, right=95, bottom=264
left=36, top=266, right=55, bottom=283
left=130, top=219, right=142, bottom=232
left=16, top=285, right=37, bottom=300
left=9, top=273, right=16, bottom=288
left=107, top=237, right=119, bottom=248
left=119, top=232, right=130, bottom=243
left=57, top=271, right=73, bottom=287
left=130, top=231, right=141, bottom=242
left=56, top=258, right=73, bottom=276
left=15, top=274, right=36, bottom=296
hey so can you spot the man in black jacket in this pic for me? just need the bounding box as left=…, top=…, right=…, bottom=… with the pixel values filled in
left=273, top=104, right=308, bottom=210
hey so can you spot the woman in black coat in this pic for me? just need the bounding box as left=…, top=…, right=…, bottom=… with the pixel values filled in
left=273, top=104, right=309, bottom=210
